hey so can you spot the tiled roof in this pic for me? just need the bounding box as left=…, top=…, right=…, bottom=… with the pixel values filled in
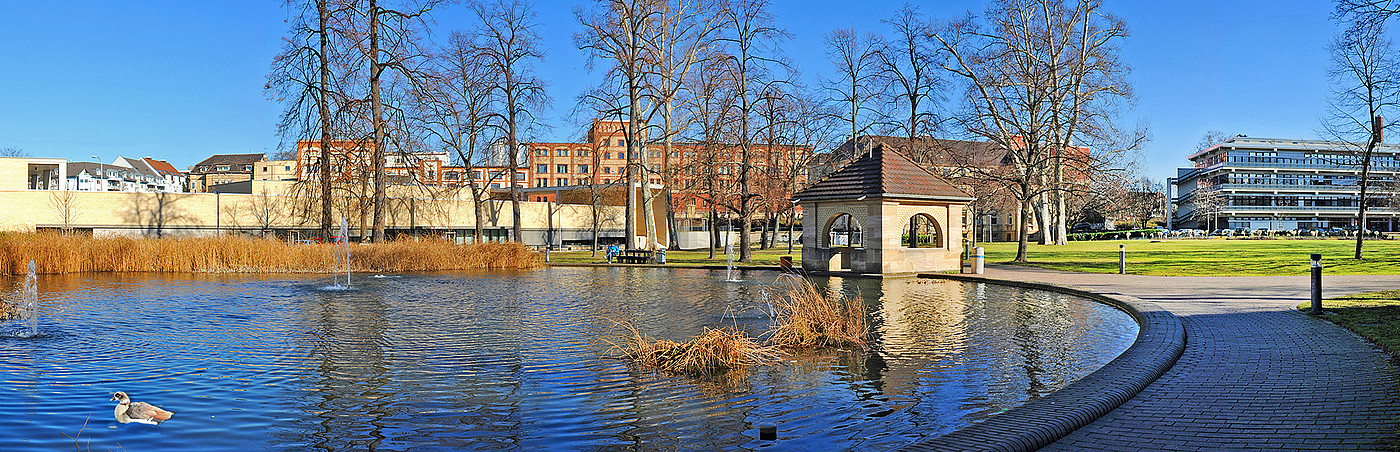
left=794, top=144, right=972, bottom=202
left=143, top=158, right=182, bottom=175
left=194, top=153, right=265, bottom=167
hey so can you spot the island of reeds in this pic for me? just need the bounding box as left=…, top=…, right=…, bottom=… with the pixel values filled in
left=0, top=232, right=538, bottom=276
left=610, top=277, right=868, bottom=377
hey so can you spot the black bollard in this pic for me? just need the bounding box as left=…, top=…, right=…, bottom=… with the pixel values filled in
left=759, top=424, right=777, bottom=440
left=1310, top=253, right=1322, bottom=315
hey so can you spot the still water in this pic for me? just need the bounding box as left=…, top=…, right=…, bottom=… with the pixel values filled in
left=1, top=267, right=1136, bottom=451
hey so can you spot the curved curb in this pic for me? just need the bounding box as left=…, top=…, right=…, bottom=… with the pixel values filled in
left=898, top=274, right=1186, bottom=452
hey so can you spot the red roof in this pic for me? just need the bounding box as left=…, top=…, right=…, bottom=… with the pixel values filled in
left=142, top=157, right=182, bottom=176
left=794, top=145, right=972, bottom=202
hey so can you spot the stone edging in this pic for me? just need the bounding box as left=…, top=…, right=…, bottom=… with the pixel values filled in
left=898, top=273, right=1186, bottom=452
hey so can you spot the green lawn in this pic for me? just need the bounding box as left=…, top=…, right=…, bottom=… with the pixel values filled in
left=1298, top=291, right=1400, bottom=361
left=977, top=238, right=1400, bottom=276
left=546, top=247, right=800, bottom=266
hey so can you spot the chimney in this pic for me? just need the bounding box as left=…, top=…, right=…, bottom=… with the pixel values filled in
left=1373, top=116, right=1384, bottom=143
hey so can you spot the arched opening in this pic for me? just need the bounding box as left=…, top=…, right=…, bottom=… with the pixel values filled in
left=826, top=213, right=862, bottom=247
left=904, top=213, right=941, bottom=248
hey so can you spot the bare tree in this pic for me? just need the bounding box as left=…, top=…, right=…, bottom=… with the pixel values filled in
left=1322, top=17, right=1399, bottom=258
left=824, top=27, right=884, bottom=154
left=716, top=0, right=791, bottom=263
left=415, top=31, right=501, bottom=244
left=361, top=0, right=435, bottom=242
left=0, top=147, right=28, bottom=157
left=933, top=0, right=1138, bottom=260
left=49, top=190, right=78, bottom=233
left=879, top=4, right=944, bottom=145
left=475, top=0, right=549, bottom=243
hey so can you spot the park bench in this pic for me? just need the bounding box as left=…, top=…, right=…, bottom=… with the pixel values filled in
left=615, top=249, right=654, bottom=264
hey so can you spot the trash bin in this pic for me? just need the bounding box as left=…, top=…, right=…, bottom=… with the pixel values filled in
left=656, top=249, right=666, bottom=264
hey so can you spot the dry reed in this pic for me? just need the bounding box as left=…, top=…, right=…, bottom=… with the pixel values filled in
left=610, top=276, right=868, bottom=377
left=768, top=277, right=869, bottom=349
left=612, top=322, right=779, bottom=378
left=0, top=232, right=538, bottom=276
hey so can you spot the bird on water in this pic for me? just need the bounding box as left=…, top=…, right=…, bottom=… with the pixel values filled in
left=110, top=392, right=174, bottom=425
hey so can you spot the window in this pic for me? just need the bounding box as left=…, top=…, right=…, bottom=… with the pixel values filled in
left=556, top=149, right=569, bottom=156
left=284, top=166, right=291, bottom=171
left=827, top=213, right=862, bottom=247
left=578, top=178, right=588, bottom=185
left=556, top=178, right=568, bottom=186
left=603, top=167, right=612, bottom=174
left=578, top=164, right=590, bottom=173
left=649, top=151, right=660, bottom=158
left=617, top=139, right=625, bottom=146
left=577, top=149, right=589, bottom=157
left=556, top=164, right=569, bottom=173
left=536, top=178, right=548, bottom=187
left=537, top=164, right=548, bottom=173
left=216, top=165, right=230, bottom=171
left=535, top=149, right=548, bottom=156
left=263, top=167, right=269, bottom=172
left=244, top=165, right=253, bottom=171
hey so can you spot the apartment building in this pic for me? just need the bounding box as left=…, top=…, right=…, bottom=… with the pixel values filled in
left=526, top=120, right=812, bottom=215
left=189, top=154, right=265, bottom=192
left=294, top=139, right=528, bottom=189
left=1172, top=136, right=1400, bottom=231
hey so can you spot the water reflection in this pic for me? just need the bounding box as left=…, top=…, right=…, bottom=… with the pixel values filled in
left=0, top=268, right=1135, bottom=451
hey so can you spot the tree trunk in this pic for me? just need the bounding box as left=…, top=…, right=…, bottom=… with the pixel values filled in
left=1015, top=186, right=1031, bottom=262
left=317, top=0, right=334, bottom=241
left=369, top=0, right=387, bottom=243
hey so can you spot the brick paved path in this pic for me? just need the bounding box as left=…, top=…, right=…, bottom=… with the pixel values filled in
left=972, top=265, right=1400, bottom=451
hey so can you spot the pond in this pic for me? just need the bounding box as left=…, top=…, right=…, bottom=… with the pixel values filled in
left=1, top=267, right=1136, bottom=451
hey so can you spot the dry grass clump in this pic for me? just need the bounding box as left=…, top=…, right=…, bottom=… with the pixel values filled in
left=768, top=277, right=869, bottom=349
left=613, top=323, right=779, bottom=378
left=610, top=276, right=868, bottom=377
left=0, top=232, right=538, bottom=276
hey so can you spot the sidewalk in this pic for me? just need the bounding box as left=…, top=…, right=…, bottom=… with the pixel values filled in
left=978, top=265, right=1400, bottom=450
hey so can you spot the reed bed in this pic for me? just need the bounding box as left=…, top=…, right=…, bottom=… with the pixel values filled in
left=0, top=232, right=538, bottom=276
left=610, top=276, right=869, bottom=377
left=768, top=277, right=869, bottom=349
left=613, top=323, right=779, bottom=378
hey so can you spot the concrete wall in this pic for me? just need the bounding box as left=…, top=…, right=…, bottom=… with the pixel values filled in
left=0, top=181, right=654, bottom=246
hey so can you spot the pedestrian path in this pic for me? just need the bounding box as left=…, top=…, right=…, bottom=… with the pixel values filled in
left=976, top=265, right=1400, bottom=451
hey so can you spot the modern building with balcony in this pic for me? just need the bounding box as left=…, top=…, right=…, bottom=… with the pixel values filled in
left=1171, top=136, right=1400, bottom=231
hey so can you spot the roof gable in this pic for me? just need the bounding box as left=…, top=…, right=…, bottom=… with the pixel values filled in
left=794, top=144, right=972, bottom=202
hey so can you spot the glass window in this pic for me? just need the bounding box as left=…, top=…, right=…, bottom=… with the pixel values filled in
left=603, top=167, right=611, bottom=174
left=577, top=150, right=589, bottom=157
left=578, top=165, right=590, bottom=173
left=535, top=149, right=547, bottom=156
left=556, top=149, right=568, bottom=156
left=536, top=178, right=547, bottom=187
left=537, top=164, right=548, bottom=173
left=556, top=164, right=569, bottom=173
left=556, top=178, right=568, bottom=186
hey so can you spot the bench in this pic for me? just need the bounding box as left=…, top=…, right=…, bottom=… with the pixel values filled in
left=614, top=250, right=653, bottom=264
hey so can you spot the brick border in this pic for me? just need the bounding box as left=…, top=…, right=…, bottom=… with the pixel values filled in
left=899, top=274, right=1186, bottom=452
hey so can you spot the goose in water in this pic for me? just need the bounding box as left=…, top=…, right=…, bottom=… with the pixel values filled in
left=110, top=392, right=174, bottom=425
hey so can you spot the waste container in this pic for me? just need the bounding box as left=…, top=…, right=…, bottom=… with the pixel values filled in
left=656, top=249, right=666, bottom=264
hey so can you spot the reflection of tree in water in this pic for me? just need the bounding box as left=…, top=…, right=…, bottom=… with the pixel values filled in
left=304, top=290, right=392, bottom=451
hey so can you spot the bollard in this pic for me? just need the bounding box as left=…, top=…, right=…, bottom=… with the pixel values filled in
left=759, top=424, right=777, bottom=440
left=1119, top=244, right=1126, bottom=274
left=973, top=246, right=984, bottom=274
left=1310, top=253, right=1322, bottom=315
left=545, top=247, right=551, bottom=263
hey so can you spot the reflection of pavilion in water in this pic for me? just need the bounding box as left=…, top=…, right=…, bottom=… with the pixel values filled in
left=821, top=276, right=1115, bottom=431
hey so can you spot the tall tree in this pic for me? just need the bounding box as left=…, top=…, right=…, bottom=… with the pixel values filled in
left=824, top=27, right=884, bottom=156
left=475, top=0, right=549, bottom=243
left=879, top=4, right=944, bottom=145
left=717, top=0, right=790, bottom=263
left=933, top=0, right=1138, bottom=260
left=1323, top=17, right=1399, bottom=259
left=414, top=31, right=499, bottom=244
left=269, top=0, right=352, bottom=240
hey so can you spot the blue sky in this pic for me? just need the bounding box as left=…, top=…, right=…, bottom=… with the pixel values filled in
left=0, top=1, right=1340, bottom=183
